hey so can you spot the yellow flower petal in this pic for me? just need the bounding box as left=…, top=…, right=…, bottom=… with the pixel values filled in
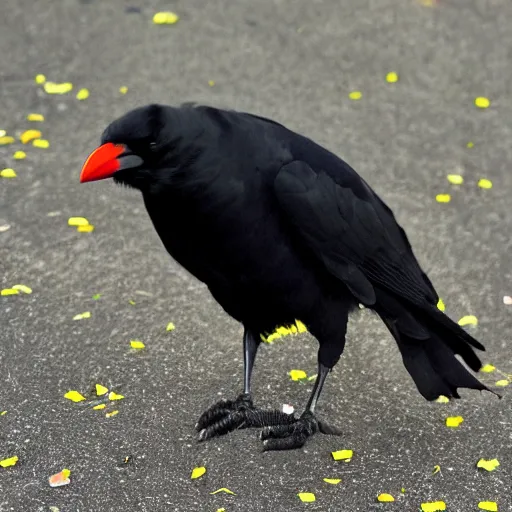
left=106, top=410, right=119, bottom=418
left=436, top=395, right=450, bottom=403
left=64, top=390, right=86, bottom=402
left=477, top=458, right=500, bottom=471
left=76, top=88, right=89, bottom=100
left=95, top=384, right=108, bottom=396
left=466, top=141, right=474, bottom=148
left=49, top=468, right=71, bottom=487
left=436, top=194, right=451, bottom=203
left=208, top=80, right=215, bottom=87
left=1, top=288, right=19, bottom=295
left=35, top=74, right=46, bottom=84
left=0, top=456, right=19, bottom=468
left=478, top=502, right=498, bottom=511
left=191, top=466, right=206, bottom=479
left=432, top=464, right=441, bottom=474
left=20, top=129, right=42, bottom=144
left=1, top=411, right=6, bottom=416
left=332, top=449, right=353, bottom=461
left=495, top=380, right=509, bottom=387
left=421, top=502, right=446, bottom=512
left=298, top=492, right=316, bottom=503
left=445, top=416, right=464, bottom=427
left=437, top=298, right=445, bottom=311
left=153, top=11, right=179, bottom=24
left=480, top=364, right=496, bottom=373
left=166, top=322, right=176, bottom=331
left=130, top=340, right=145, bottom=349
left=13, top=151, right=26, bottom=160
left=210, top=488, right=236, bottom=495
left=478, top=178, right=493, bottom=189
left=377, top=494, right=395, bottom=502
left=108, top=392, right=124, bottom=401
left=73, top=312, right=91, bottom=320
left=0, top=136, right=15, bottom=145
left=77, top=224, right=94, bottom=232
left=44, top=82, right=73, bottom=94
left=27, top=113, right=45, bottom=122
left=475, top=96, right=490, bottom=109
left=323, top=478, right=341, bottom=485
left=1, top=168, right=17, bottom=178
left=12, top=284, right=32, bottom=294
left=386, top=72, right=398, bottom=83
left=289, top=369, right=307, bottom=381
left=447, top=174, right=464, bottom=185
left=93, top=404, right=106, bottom=410
left=33, top=139, right=50, bottom=149
left=119, top=86, right=128, bottom=94
left=458, top=315, right=478, bottom=327
left=68, top=217, right=90, bottom=226
left=349, top=90, right=362, bottom=100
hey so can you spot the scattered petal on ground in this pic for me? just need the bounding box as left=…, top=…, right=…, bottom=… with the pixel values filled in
left=289, top=369, right=307, bottom=381
left=119, top=86, right=128, bottom=94
left=208, top=80, right=216, bottom=86
left=130, top=340, right=145, bottom=349
left=1, top=288, right=19, bottom=295
left=478, top=178, right=493, bottom=189
left=166, top=322, right=176, bottom=331
left=386, top=72, right=398, bottom=83
left=108, top=392, right=124, bottom=401
left=1, top=411, right=6, bottom=416
left=191, top=466, right=206, bottom=479
left=421, top=502, right=446, bottom=512
left=44, top=82, right=73, bottom=94
left=458, top=315, right=478, bottom=327
left=480, top=364, right=496, bottom=373
left=92, top=294, right=101, bottom=300
left=477, top=458, right=500, bottom=471
left=436, top=395, right=450, bottom=403
left=27, top=113, right=44, bottom=122
left=64, top=390, right=86, bottom=402
left=49, top=469, right=71, bottom=487
left=13, top=151, right=26, bottom=160
left=437, top=298, right=445, bottom=311
left=467, top=141, right=474, bottom=148
left=447, top=174, right=464, bottom=185
left=68, top=217, right=90, bottom=226
left=503, top=295, right=512, bottom=305
left=0, top=456, right=19, bottom=468
left=323, top=478, right=341, bottom=485
left=106, top=410, right=119, bottom=418
left=153, top=12, right=179, bottom=24
left=12, top=284, right=32, bottom=294
left=73, top=312, right=91, bottom=320
left=436, top=194, right=451, bottom=203
left=77, top=224, right=94, bottom=232
left=445, top=416, right=464, bottom=427
left=298, top=492, right=316, bottom=502
left=377, top=494, right=394, bottom=502
left=76, top=88, right=89, bottom=100
left=93, top=404, right=106, bottom=410
left=332, top=449, right=353, bottom=461
left=0, top=136, right=16, bottom=145
left=349, top=91, right=362, bottom=100
left=478, top=501, right=498, bottom=511
left=495, top=380, right=509, bottom=387
left=210, top=488, right=236, bottom=495
left=20, top=129, right=42, bottom=144
left=282, top=404, right=295, bottom=414
left=95, top=384, right=108, bottom=396
left=432, top=465, right=441, bottom=474
left=0, top=225, right=11, bottom=232
left=1, top=168, right=17, bottom=178
left=35, top=74, right=46, bottom=84
left=33, top=139, right=50, bottom=148
left=475, top=97, right=490, bottom=109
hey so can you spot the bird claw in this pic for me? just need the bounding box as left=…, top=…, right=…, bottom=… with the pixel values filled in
left=261, top=411, right=342, bottom=451
left=196, top=393, right=297, bottom=441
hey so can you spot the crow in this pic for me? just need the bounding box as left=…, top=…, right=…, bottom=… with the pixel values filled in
left=80, top=103, right=496, bottom=450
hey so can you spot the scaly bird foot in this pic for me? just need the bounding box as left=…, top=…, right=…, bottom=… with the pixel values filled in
left=260, top=410, right=342, bottom=451
left=196, top=393, right=296, bottom=441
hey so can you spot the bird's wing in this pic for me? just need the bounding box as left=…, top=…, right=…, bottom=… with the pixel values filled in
left=274, top=161, right=438, bottom=307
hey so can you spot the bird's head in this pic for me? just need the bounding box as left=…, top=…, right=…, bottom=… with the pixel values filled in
left=80, top=104, right=181, bottom=192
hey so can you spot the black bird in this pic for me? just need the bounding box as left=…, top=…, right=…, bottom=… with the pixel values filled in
left=80, top=104, right=495, bottom=450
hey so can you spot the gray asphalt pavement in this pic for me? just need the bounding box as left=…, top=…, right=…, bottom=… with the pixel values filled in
left=1, top=0, right=511, bottom=510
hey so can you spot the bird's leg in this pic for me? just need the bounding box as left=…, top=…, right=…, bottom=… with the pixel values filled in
left=260, top=362, right=342, bottom=451
left=196, top=328, right=295, bottom=441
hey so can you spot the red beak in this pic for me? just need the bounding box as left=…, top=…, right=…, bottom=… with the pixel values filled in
left=80, top=143, right=127, bottom=183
